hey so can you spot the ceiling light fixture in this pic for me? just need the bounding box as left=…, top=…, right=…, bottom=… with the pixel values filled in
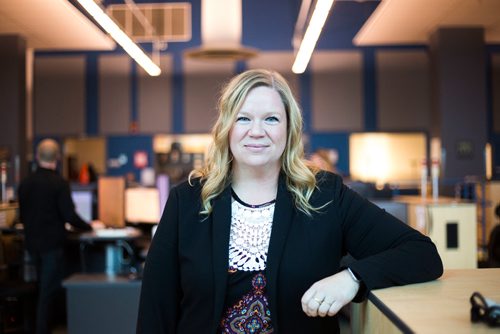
left=77, top=0, right=161, bottom=76
left=292, top=0, right=334, bottom=74
left=185, top=0, right=257, bottom=61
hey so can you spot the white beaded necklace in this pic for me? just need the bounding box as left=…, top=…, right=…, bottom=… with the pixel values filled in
left=228, top=193, right=275, bottom=272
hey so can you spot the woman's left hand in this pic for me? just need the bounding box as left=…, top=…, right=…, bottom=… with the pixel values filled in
left=301, top=269, right=360, bottom=317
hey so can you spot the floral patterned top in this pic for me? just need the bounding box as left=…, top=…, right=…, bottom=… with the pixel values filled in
left=219, top=191, right=276, bottom=334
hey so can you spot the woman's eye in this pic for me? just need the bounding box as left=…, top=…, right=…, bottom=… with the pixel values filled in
left=265, top=116, right=279, bottom=123
left=236, top=116, right=250, bottom=122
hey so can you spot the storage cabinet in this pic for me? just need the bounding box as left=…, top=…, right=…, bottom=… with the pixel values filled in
left=396, top=196, right=477, bottom=269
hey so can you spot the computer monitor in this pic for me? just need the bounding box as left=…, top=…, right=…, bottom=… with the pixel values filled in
left=125, top=187, right=160, bottom=224
left=71, top=190, right=93, bottom=222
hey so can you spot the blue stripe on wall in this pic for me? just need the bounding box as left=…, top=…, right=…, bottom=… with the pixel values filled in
left=363, top=48, right=377, bottom=131
left=85, top=53, right=98, bottom=135
left=130, top=61, right=138, bottom=126
left=486, top=50, right=494, bottom=140
left=173, top=53, right=184, bottom=133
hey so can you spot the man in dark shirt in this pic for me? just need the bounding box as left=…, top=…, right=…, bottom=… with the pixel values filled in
left=18, top=138, right=93, bottom=334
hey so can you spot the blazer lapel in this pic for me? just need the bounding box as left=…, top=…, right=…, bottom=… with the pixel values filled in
left=211, top=184, right=232, bottom=332
left=266, top=173, right=295, bottom=331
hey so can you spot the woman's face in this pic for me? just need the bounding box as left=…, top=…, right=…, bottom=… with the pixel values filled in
left=229, top=86, right=287, bottom=173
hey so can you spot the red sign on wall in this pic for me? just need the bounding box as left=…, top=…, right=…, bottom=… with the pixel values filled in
left=134, top=151, right=148, bottom=169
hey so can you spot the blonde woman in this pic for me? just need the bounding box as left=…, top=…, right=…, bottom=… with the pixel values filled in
left=137, top=69, right=442, bottom=334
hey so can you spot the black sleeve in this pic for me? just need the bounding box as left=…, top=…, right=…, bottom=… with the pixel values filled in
left=137, top=187, right=181, bottom=333
left=332, top=176, right=443, bottom=299
left=57, top=182, right=92, bottom=231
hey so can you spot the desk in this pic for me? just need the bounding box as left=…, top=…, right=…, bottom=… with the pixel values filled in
left=63, top=273, right=141, bottom=334
left=75, top=227, right=142, bottom=275
left=352, top=269, right=500, bottom=333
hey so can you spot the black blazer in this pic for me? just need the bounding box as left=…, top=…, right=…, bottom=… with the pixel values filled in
left=18, top=167, right=92, bottom=254
left=137, top=172, right=443, bottom=334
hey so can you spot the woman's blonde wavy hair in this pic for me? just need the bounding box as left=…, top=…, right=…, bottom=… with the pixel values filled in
left=189, top=69, right=321, bottom=216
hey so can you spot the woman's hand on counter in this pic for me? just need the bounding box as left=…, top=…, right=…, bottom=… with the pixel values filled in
left=301, top=269, right=360, bottom=317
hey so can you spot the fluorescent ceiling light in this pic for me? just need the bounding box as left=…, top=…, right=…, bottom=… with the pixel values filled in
left=77, top=0, right=161, bottom=76
left=292, top=0, right=334, bottom=74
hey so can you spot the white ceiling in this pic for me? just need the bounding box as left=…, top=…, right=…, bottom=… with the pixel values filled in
left=354, top=0, right=500, bottom=45
left=0, top=0, right=115, bottom=50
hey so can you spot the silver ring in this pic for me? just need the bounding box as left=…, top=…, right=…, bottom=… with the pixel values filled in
left=313, top=297, right=324, bottom=304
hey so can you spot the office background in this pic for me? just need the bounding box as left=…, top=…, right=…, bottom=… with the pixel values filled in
left=1, top=0, right=499, bottom=185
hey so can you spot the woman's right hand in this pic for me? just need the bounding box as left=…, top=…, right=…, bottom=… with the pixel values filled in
left=301, top=269, right=360, bottom=317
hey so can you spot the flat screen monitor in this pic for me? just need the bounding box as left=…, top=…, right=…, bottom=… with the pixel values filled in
left=125, top=187, right=160, bottom=224
left=71, top=190, right=93, bottom=222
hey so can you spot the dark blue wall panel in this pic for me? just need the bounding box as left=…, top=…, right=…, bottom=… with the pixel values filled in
left=106, top=135, right=153, bottom=181
left=85, top=54, right=99, bottom=135
left=172, top=53, right=184, bottom=134
left=363, top=48, right=377, bottom=131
